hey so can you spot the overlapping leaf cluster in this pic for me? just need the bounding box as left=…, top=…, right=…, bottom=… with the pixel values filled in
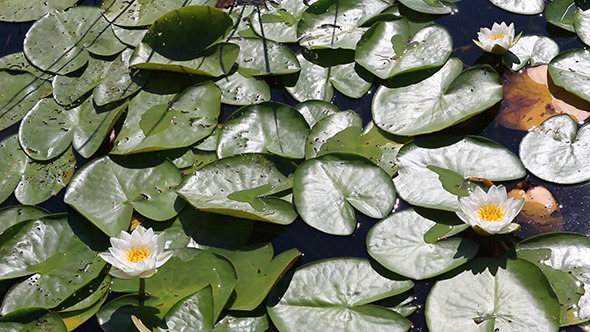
left=1, top=0, right=590, bottom=331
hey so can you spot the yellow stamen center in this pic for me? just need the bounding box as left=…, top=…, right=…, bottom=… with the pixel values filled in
left=127, top=247, right=150, bottom=263
left=490, top=33, right=506, bottom=40
left=477, top=204, right=505, bottom=222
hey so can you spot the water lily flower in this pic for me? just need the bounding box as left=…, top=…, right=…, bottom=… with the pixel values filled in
left=456, top=185, right=524, bottom=235
left=473, top=22, right=520, bottom=54
left=99, top=226, right=172, bottom=279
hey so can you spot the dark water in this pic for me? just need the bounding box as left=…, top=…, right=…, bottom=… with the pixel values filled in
left=0, top=0, right=588, bottom=331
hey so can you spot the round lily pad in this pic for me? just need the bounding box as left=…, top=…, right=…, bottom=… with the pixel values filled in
left=295, top=100, right=341, bottom=127
left=232, top=37, right=300, bottom=76
left=268, top=258, right=413, bottom=332
left=545, top=0, right=576, bottom=32
left=0, top=0, right=77, bottom=22
left=367, top=208, right=479, bottom=280
left=64, top=155, right=184, bottom=237
left=0, top=205, right=49, bottom=234
left=575, top=8, right=590, bottom=46
left=249, top=0, right=309, bottom=43
left=215, top=71, right=271, bottom=105
left=548, top=49, right=590, bottom=102
left=356, top=19, right=452, bottom=79
left=488, top=0, right=544, bottom=14
left=398, top=0, right=457, bottom=14
left=0, top=71, right=52, bottom=131
left=23, top=6, right=126, bottom=75
left=217, top=102, right=309, bottom=159
left=293, top=154, right=396, bottom=236
left=503, top=35, right=560, bottom=71
left=519, top=114, right=590, bottom=184
left=393, top=135, right=526, bottom=211
left=516, top=233, right=590, bottom=325
left=373, top=58, right=503, bottom=136
left=177, top=154, right=298, bottom=225
left=426, top=258, right=560, bottom=332
left=305, top=110, right=362, bottom=159
left=102, top=0, right=213, bottom=27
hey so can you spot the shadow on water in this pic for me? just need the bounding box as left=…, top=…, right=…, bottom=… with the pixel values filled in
left=0, top=0, right=589, bottom=331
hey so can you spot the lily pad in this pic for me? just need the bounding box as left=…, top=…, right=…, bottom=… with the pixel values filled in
left=214, top=71, right=271, bottom=105
left=297, top=0, right=394, bottom=49
left=249, top=0, right=309, bottom=43
left=488, top=0, right=544, bottom=15
left=295, top=100, right=341, bottom=126
left=305, top=110, right=362, bottom=159
left=503, top=35, right=560, bottom=71
left=575, top=8, right=590, bottom=46
left=206, top=244, right=301, bottom=310
left=516, top=233, right=590, bottom=325
left=0, top=311, right=67, bottom=332
left=356, top=19, right=452, bottom=79
left=23, top=6, right=126, bottom=75
left=398, top=0, right=457, bottom=14
left=0, top=52, right=52, bottom=77
left=177, top=154, right=298, bottom=225
left=0, top=215, right=106, bottom=315
left=111, top=26, right=149, bottom=47
left=111, top=82, right=220, bottom=154
left=0, top=205, right=49, bottom=234
left=102, top=0, right=214, bottom=27
left=426, top=258, right=560, bottom=332
left=372, top=58, right=503, bottom=136
left=293, top=154, right=396, bottom=236
left=19, top=97, right=127, bottom=160
left=0, top=70, right=52, bottom=131
left=367, top=208, right=478, bottom=280
left=548, top=49, right=590, bottom=102
left=267, top=258, right=413, bottom=332
left=0, top=135, right=75, bottom=205
left=0, top=0, right=77, bottom=22
left=393, top=135, right=526, bottom=211
left=545, top=0, right=576, bottom=32
left=497, top=65, right=590, bottom=131
left=217, top=102, right=309, bottom=159
left=64, top=155, right=184, bottom=236
left=519, top=114, right=590, bottom=184
left=104, top=249, right=237, bottom=329
left=232, top=37, right=300, bottom=76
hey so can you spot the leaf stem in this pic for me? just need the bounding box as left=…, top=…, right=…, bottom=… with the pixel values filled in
left=139, top=278, right=146, bottom=307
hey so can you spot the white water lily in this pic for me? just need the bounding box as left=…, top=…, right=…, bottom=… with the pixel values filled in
left=473, top=22, right=520, bottom=54
left=99, top=226, right=173, bottom=279
left=456, top=185, right=524, bottom=235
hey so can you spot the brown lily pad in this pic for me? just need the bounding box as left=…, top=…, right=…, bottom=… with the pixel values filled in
left=497, top=65, right=590, bottom=130
left=508, top=180, right=562, bottom=233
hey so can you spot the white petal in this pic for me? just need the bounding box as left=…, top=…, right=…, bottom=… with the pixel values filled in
left=109, top=269, right=137, bottom=279
left=156, top=251, right=173, bottom=267
left=497, top=223, right=520, bottom=234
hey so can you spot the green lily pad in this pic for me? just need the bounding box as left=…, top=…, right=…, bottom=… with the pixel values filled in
left=393, top=135, right=526, bottom=211
left=64, top=155, right=184, bottom=237
left=214, top=71, right=271, bottom=105
left=367, top=208, right=478, bottom=280
left=0, top=71, right=52, bottom=131
left=0, top=52, right=52, bottom=77
left=519, top=114, right=590, bottom=184
left=0, top=0, right=77, bottom=22
left=0, top=215, right=106, bottom=315
left=102, top=0, right=214, bottom=27
left=426, top=258, right=560, bottom=332
left=267, top=258, right=413, bottom=332
left=23, top=6, right=126, bottom=75
left=548, top=49, right=590, bottom=102
left=154, top=286, right=269, bottom=332
left=217, top=102, right=309, bottom=159
left=372, top=58, right=503, bottom=136
left=129, top=6, right=236, bottom=76
left=516, top=233, right=590, bottom=325
left=232, top=37, right=300, bottom=76
left=111, top=26, right=149, bottom=47
left=295, top=100, right=341, bottom=126
left=284, top=50, right=372, bottom=102
left=316, top=121, right=408, bottom=176
left=545, top=0, right=576, bottom=32
left=177, top=154, right=298, bottom=225
left=0, top=205, right=49, bottom=234
left=503, top=35, right=560, bottom=71
left=111, top=82, right=220, bottom=154
left=104, top=249, right=237, bottom=329
left=575, top=8, right=590, bottom=46
left=208, top=244, right=301, bottom=311
left=52, top=55, right=111, bottom=106
left=0, top=311, right=67, bottom=332
left=249, top=0, right=309, bottom=43
left=398, top=0, right=457, bottom=14
left=305, top=110, right=362, bottom=159
left=297, top=0, right=394, bottom=49
left=488, top=0, right=545, bottom=14
left=0, top=135, right=76, bottom=205
left=59, top=277, right=110, bottom=331
left=356, top=19, right=452, bottom=79
left=293, top=154, right=396, bottom=236
left=19, top=97, right=126, bottom=160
